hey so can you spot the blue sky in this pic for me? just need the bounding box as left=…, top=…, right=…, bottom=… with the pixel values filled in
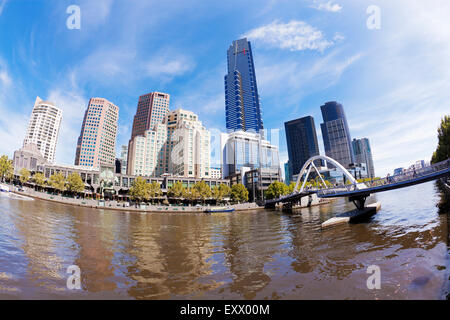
left=0, top=0, right=449, bottom=177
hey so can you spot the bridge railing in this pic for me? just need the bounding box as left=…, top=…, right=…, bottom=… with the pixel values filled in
left=317, top=158, right=450, bottom=197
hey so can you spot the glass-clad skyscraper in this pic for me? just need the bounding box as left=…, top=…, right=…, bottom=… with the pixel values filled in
left=284, top=116, right=320, bottom=182
left=352, top=138, right=375, bottom=178
left=224, top=38, right=263, bottom=133
left=320, top=101, right=354, bottom=169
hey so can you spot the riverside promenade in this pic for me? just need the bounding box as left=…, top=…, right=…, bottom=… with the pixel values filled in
left=11, top=187, right=261, bottom=213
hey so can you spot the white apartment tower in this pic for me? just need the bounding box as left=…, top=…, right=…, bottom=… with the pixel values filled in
left=127, top=108, right=211, bottom=178
left=128, top=123, right=167, bottom=177
left=170, top=110, right=210, bottom=178
left=23, top=96, right=63, bottom=163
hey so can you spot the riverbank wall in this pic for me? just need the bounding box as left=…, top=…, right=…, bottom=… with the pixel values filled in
left=11, top=188, right=262, bottom=213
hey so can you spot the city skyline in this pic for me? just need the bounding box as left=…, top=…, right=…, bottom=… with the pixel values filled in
left=1, top=1, right=449, bottom=177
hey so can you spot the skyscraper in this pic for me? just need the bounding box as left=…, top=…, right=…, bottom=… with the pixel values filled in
left=75, top=98, right=119, bottom=168
left=23, top=96, right=62, bottom=163
left=127, top=108, right=211, bottom=179
left=224, top=38, right=263, bottom=133
left=320, top=101, right=354, bottom=169
left=129, top=92, right=170, bottom=139
left=284, top=116, right=320, bottom=181
left=352, top=138, right=375, bottom=178
left=127, top=92, right=170, bottom=174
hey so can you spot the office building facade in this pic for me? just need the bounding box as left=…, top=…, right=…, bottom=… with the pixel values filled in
left=352, top=138, right=375, bottom=178
left=224, top=38, right=263, bottom=133
left=220, top=130, right=281, bottom=200
left=129, top=92, right=170, bottom=139
left=284, top=116, right=320, bottom=182
left=284, top=162, right=291, bottom=185
left=23, top=96, right=62, bottom=163
left=75, top=98, right=119, bottom=168
left=320, top=101, right=354, bottom=169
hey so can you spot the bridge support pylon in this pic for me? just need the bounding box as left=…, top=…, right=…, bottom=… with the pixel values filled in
left=348, top=195, right=368, bottom=211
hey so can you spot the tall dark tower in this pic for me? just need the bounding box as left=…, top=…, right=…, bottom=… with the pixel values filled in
left=320, top=101, right=354, bottom=168
left=284, top=116, right=320, bottom=181
left=224, top=38, right=263, bottom=133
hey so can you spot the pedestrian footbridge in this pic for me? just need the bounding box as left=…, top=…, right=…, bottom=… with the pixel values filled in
left=265, top=156, right=450, bottom=210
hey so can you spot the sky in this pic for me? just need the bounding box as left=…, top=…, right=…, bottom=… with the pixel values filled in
left=0, top=0, right=449, bottom=177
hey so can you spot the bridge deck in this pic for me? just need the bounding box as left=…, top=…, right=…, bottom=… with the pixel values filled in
left=265, top=159, right=450, bottom=206
left=318, top=167, right=450, bottom=198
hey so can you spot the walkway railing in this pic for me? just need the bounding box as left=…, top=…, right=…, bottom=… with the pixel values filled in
left=317, top=158, right=450, bottom=197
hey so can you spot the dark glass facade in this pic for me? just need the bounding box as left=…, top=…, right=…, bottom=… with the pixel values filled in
left=224, top=38, right=263, bottom=132
left=320, top=101, right=354, bottom=168
left=284, top=116, right=320, bottom=181
left=352, top=138, right=375, bottom=178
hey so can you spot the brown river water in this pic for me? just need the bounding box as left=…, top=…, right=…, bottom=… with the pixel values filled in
left=0, top=181, right=448, bottom=299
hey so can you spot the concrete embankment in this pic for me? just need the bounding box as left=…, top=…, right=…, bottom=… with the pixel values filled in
left=11, top=189, right=261, bottom=213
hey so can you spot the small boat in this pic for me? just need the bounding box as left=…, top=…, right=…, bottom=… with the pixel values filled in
left=0, top=184, right=10, bottom=192
left=204, top=207, right=235, bottom=213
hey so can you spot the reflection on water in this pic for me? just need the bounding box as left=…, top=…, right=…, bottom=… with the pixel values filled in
left=0, top=181, right=448, bottom=299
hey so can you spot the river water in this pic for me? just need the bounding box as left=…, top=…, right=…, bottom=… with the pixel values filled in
left=0, top=181, right=448, bottom=299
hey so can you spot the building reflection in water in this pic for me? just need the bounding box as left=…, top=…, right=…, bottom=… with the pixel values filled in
left=0, top=181, right=447, bottom=299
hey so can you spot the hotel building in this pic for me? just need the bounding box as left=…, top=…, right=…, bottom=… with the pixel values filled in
left=23, top=96, right=62, bottom=163
left=127, top=123, right=167, bottom=177
left=127, top=108, right=211, bottom=179
left=74, top=98, right=119, bottom=168
left=127, top=92, right=170, bottom=174
left=169, top=109, right=210, bottom=178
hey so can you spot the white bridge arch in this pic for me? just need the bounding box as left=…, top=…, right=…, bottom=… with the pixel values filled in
left=294, top=155, right=358, bottom=193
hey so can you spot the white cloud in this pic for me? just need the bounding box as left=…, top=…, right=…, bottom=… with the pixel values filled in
left=0, top=0, right=7, bottom=16
left=243, top=20, right=335, bottom=52
left=256, top=49, right=362, bottom=111
left=144, top=55, right=195, bottom=78
left=72, top=47, right=194, bottom=86
left=0, top=59, right=30, bottom=157
left=311, top=1, right=342, bottom=12
left=77, top=0, right=114, bottom=28
left=47, top=89, right=88, bottom=165
left=0, top=69, right=11, bottom=87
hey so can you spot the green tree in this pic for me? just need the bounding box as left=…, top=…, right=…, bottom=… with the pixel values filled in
left=49, top=173, right=66, bottom=195
left=431, top=115, right=450, bottom=164
left=192, top=181, right=211, bottom=205
left=266, top=181, right=289, bottom=199
left=148, top=181, right=161, bottom=204
left=33, top=172, right=46, bottom=190
left=185, top=187, right=199, bottom=205
left=231, top=183, right=249, bottom=203
left=67, top=173, right=85, bottom=196
left=288, top=181, right=296, bottom=194
left=212, top=183, right=231, bottom=203
left=19, top=168, right=31, bottom=185
left=129, top=176, right=148, bottom=203
left=168, top=181, right=185, bottom=203
left=0, top=155, right=14, bottom=182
